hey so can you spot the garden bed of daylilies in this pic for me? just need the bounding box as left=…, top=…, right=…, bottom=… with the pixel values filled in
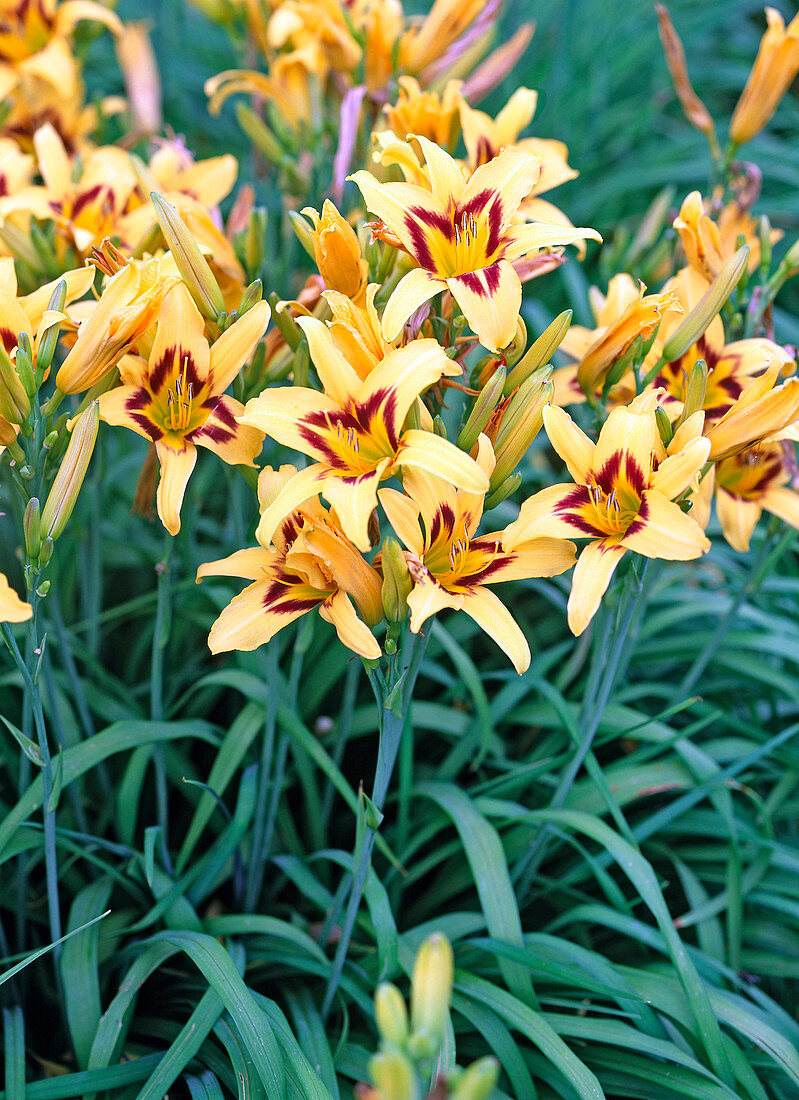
left=2, top=1, right=799, bottom=1098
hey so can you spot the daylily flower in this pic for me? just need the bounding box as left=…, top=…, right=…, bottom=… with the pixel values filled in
left=301, top=200, right=368, bottom=304
left=197, top=465, right=383, bottom=659
left=730, top=7, right=799, bottom=145
left=56, top=255, right=180, bottom=395
left=711, top=442, right=799, bottom=552
left=238, top=317, right=490, bottom=552
left=0, top=573, right=32, bottom=623
left=0, top=254, right=94, bottom=364
left=382, top=76, right=465, bottom=148
left=322, top=285, right=393, bottom=377
left=673, top=191, right=780, bottom=282
left=351, top=137, right=599, bottom=351
left=379, top=436, right=576, bottom=672
left=704, top=360, right=799, bottom=460
left=98, top=283, right=270, bottom=535
left=504, top=395, right=711, bottom=635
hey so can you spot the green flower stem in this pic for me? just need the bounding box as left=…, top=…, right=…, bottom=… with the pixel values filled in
left=322, top=630, right=428, bottom=1020
left=517, top=560, right=650, bottom=895
left=680, top=521, right=796, bottom=696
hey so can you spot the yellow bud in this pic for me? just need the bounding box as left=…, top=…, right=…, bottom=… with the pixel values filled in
left=676, top=358, right=708, bottom=427
left=505, top=310, right=572, bottom=394
left=409, top=934, right=453, bottom=1044
left=659, top=246, right=748, bottom=364
left=380, top=539, right=412, bottom=625
left=0, top=346, right=31, bottom=424
left=450, top=1057, right=500, bottom=1100
left=374, top=983, right=409, bottom=1046
left=491, top=377, right=553, bottom=491
left=0, top=417, right=23, bottom=461
left=457, top=366, right=506, bottom=451
left=40, top=402, right=99, bottom=541
left=289, top=210, right=317, bottom=260
left=368, top=1051, right=421, bottom=1100
left=151, top=193, right=225, bottom=322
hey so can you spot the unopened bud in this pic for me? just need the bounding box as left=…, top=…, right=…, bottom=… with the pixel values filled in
left=235, top=102, right=284, bottom=163
left=38, top=536, right=54, bottom=567
left=289, top=210, right=316, bottom=260
left=43, top=430, right=59, bottom=449
left=655, top=406, right=673, bottom=447
left=604, top=334, right=643, bottom=391
left=677, top=358, right=708, bottom=426
left=457, top=365, right=506, bottom=451
left=483, top=471, right=522, bottom=511
left=15, top=345, right=35, bottom=397
left=151, top=193, right=225, bottom=322
left=238, top=280, right=263, bottom=317
left=759, top=215, right=772, bottom=274
left=782, top=237, right=799, bottom=278
left=20, top=464, right=34, bottom=480
left=36, top=280, right=67, bottom=373
left=0, top=345, right=31, bottom=423
left=380, top=538, right=412, bottom=624
left=505, top=309, right=572, bottom=394
left=24, top=497, right=41, bottom=559
left=660, top=246, right=748, bottom=364
left=409, top=933, right=453, bottom=1045
left=245, top=209, right=268, bottom=280
left=433, top=415, right=447, bottom=439
left=269, top=294, right=302, bottom=351
left=504, top=317, right=527, bottom=368
left=40, top=402, right=99, bottom=540
left=36, top=580, right=50, bottom=597
left=368, top=1051, right=420, bottom=1100
left=292, top=338, right=310, bottom=388
left=491, top=376, right=553, bottom=491
left=374, top=983, right=409, bottom=1046
left=450, top=1057, right=500, bottom=1100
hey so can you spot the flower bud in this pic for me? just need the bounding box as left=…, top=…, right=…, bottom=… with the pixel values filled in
left=483, top=471, right=522, bottom=512
left=457, top=366, right=506, bottom=452
left=0, top=345, right=31, bottom=424
left=659, top=246, right=748, bottom=365
left=151, top=193, right=225, bottom=322
left=504, top=317, right=527, bottom=368
left=15, top=343, right=36, bottom=398
left=374, top=983, right=409, bottom=1046
left=23, top=497, right=41, bottom=559
left=38, top=536, right=54, bottom=568
left=655, top=405, right=673, bottom=447
left=244, top=209, right=268, bottom=281
left=759, top=215, right=773, bottom=274
left=36, top=280, right=68, bottom=374
left=289, top=210, right=317, bottom=260
left=433, top=415, right=447, bottom=439
left=491, top=376, right=553, bottom=491
left=269, top=294, right=302, bottom=351
left=40, top=402, right=99, bottom=541
left=676, top=358, right=708, bottom=427
left=368, top=1051, right=421, bottom=1100
left=238, top=279, right=263, bottom=317
left=409, top=933, right=453, bottom=1045
left=380, top=538, right=412, bottom=624
left=450, top=1057, right=500, bottom=1100
left=235, top=102, right=284, bottom=164
left=505, top=309, right=572, bottom=394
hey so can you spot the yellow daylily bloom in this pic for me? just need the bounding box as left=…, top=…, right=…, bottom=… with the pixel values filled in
left=397, top=0, right=490, bottom=77
left=713, top=442, right=799, bottom=552
left=197, top=465, right=383, bottom=659
left=138, top=143, right=239, bottom=213
left=379, top=436, right=575, bottom=672
left=322, top=284, right=393, bottom=379
left=705, top=361, right=799, bottom=461
left=301, top=200, right=368, bottom=304
left=98, top=283, right=269, bottom=535
left=238, top=320, right=490, bottom=552
left=0, top=572, right=32, bottom=622
left=505, top=396, right=711, bottom=635
left=351, top=138, right=600, bottom=352
left=206, top=51, right=317, bottom=134
left=730, top=7, right=799, bottom=145
left=382, top=76, right=465, bottom=147
left=673, top=190, right=780, bottom=282
left=56, top=255, right=180, bottom=395
left=0, top=254, right=94, bottom=365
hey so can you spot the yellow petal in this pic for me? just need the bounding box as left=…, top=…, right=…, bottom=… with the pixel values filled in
left=716, top=488, right=761, bottom=553
left=149, top=282, right=210, bottom=393
left=382, top=268, right=444, bottom=343
left=322, top=461, right=390, bottom=552
left=458, top=146, right=540, bottom=234
left=504, top=484, right=597, bottom=547
left=446, top=260, right=521, bottom=352
left=762, top=485, right=799, bottom=534
left=397, top=430, right=490, bottom=493
left=238, top=387, right=341, bottom=457
left=543, top=404, right=595, bottom=484
left=407, top=574, right=457, bottom=633
left=298, top=315, right=366, bottom=404
left=197, top=547, right=275, bottom=582
left=459, top=585, right=530, bottom=673
left=357, top=338, right=458, bottom=437
left=208, top=300, right=270, bottom=393
left=98, top=385, right=161, bottom=442
left=348, top=171, right=450, bottom=262
left=303, top=525, right=384, bottom=624
left=193, top=395, right=264, bottom=466
left=649, top=436, right=710, bottom=499
left=378, top=487, right=425, bottom=557
left=620, top=490, right=710, bottom=560
left=594, top=405, right=658, bottom=494
left=567, top=540, right=626, bottom=637
left=319, top=590, right=381, bottom=660
left=416, top=135, right=466, bottom=205
left=155, top=440, right=198, bottom=536
left=256, top=464, right=328, bottom=549
left=0, top=574, right=32, bottom=623
left=502, top=222, right=602, bottom=263
left=465, top=535, right=576, bottom=584
left=207, top=578, right=318, bottom=654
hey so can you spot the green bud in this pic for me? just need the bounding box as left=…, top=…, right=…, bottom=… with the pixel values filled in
left=15, top=345, right=36, bottom=398
left=433, top=415, right=447, bottom=439
left=36, top=580, right=50, bottom=598
left=759, top=215, right=772, bottom=274
left=269, top=293, right=302, bottom=351
left=410, top=934, right=453, bottom=1046
left=288, top=210, right=316, bottom=260
left=237, top=281, right=263, bottom=320
left=503, top=316, right=527, bottom=368
left=450, top=1057, right=500, bottom=1100
left=380, top=538, right=412, bottom=624
left=368, top=1051, right=421, bottom=1100
left=35, top=279, right=67, bottom=373
left=676, top=358, right=708, bottom=428
left=20, top=464, right=34, bottom=480
left=483, top=471, right=522, bottom=512
left=43, top=430, right=59, bottom=450
left=654, top=406, right=673, bottom=447
left=374, top=983, right=409, bottom=1046
left=23, top=497, right=41, bottom=559
left=495, top=367, right=552, bottom=455
left=491, top=375, right=553, bottom=491
left=0, top=344, right=31, bottom=424
left=40, top=401, right=99, bottom=541
left=292, top=339, right=310, bottom=388
left=245, top=209, right=268, bottom=280
left=659, top=246, right=748, bottom=364
left=37, top=536, right=54, bottom=568
left=151, top=192, right=226, bottom=322
left=456, top=366, right=506, bottom=451
left=235, top=102, right=284, bottom=163
left=505, top=309, right=572, bottom=394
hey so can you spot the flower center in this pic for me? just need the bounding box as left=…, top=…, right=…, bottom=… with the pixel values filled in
left=587, top=482, right=639, bottom=536
left=165, top=357, right=196, bottom=433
